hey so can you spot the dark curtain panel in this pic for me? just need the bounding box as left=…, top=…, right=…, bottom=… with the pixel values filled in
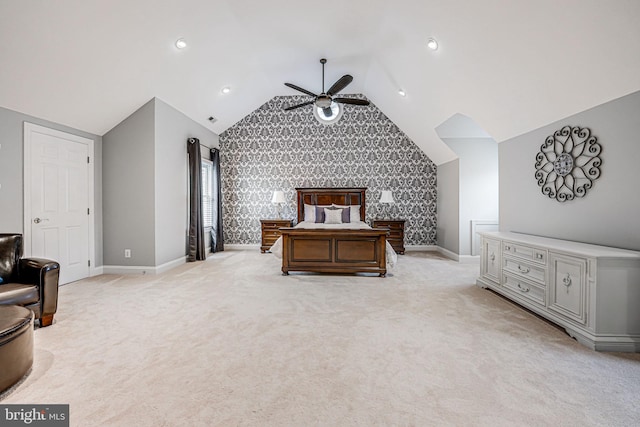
left=210, top=148, right=224, bottom=253
left=187, top=138, right=206, bottom=261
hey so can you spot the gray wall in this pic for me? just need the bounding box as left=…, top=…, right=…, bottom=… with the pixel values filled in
left=500, top=90, right=640, bottom=251
left=436, top=159, right=460, bottom=254
left=155, top=98, right=219, bottom=265
left=103, top=99, right=157, bottom=266
left=444, top=138, right=499, bottom=255
left=0, top=106, right=103, bottom=265
left=102, top=97, right=219, bottom=267
left=219, top=95, right=438, bottom=246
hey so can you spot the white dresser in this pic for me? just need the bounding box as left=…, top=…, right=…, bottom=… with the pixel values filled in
left=477, top=231, right=640, bottom=352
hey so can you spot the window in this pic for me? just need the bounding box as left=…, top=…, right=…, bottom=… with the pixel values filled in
left=201, top=159, right=214, bottom=228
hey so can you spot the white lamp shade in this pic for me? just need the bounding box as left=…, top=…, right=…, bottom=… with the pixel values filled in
left=271, top=190, right=286, bottom=204
left=379, top=190, right=395, bottom=204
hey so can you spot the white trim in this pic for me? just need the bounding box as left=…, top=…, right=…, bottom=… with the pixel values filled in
left=434, top=247, right=480, bottom=263
left=91, top=266, right=104, bottom=276
left=224, top=244, right=260, bottom=251
left=103, top=255, right=188, bottom=275
left=436, top=246, right=460, bottom=261
left=102, top=265, right=154, bottom=275
left=458, top=255, right=480, bottom=264
left=405, top=245, right=438, bottom=252
left=471, top=220, right=498, bottom=256
left=23, top=122, right=96, bottom=275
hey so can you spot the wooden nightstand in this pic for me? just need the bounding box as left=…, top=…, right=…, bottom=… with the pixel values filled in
left=372, top=219, right=405, bottom=254
left=260, top=219, right=293, bottom=253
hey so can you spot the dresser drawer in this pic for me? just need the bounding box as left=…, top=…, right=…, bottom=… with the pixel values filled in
left=503, top=273, right=545, bottom=307
left=260, top=219, right=293, bottom=252
left=374, top=221, right=403, bottom=228
left=372, top=219, right=405, bottom=254
left=503, top=256, right=546, bottom=285
left=262, top=223, right=291, bottom=230
left=386, top=230, right=403, bottom=239
left=262, top=234, right=281, bottom=244
left=263, top=229, right=283, bottom=238
left=503, top=241, right=547, bottom=264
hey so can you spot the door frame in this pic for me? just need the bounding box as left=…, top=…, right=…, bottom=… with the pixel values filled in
left=23, top=122, right=97, bottom=277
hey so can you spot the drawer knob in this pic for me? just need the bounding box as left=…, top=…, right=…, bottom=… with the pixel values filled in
left=489, top=253, right=495, bottom=262
left=517, top=265, right=530, bottom=274
left=536, top=253, right=544, bottom=259
left=517, top=282, right=530, bottom=293
left=562, top=274, right=572, bottom=292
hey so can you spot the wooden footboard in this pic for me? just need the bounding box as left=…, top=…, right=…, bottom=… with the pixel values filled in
left=280, top=228, right=388, bottom=277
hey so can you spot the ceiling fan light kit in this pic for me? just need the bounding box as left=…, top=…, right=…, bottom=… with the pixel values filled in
left=283, top=58, right=370, bottom=124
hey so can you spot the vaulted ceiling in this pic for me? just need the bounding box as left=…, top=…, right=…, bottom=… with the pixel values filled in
left=1, top=0, right=639, bottom=164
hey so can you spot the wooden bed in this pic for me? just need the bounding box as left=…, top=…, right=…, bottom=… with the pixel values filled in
left=279, top=187, right=389, bottom=277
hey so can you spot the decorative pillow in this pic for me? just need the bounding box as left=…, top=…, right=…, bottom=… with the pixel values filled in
left=332, top=204, right=361, bottom=222
left=304, top=204, right=330, bottom=222
left=315, top=205, right=326, bottom=223
left=324, top=208, right=343, bottom=224
left=340, top=206, right=351, bottom=223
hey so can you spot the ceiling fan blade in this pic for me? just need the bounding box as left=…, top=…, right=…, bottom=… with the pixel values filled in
left=284, top=83, right=317, bottom=98
left=323, top=107, right=333, bottom=117
left=333, top=97, right=370, bottom=106
left=284, top=101, right=314, bottom=111
left=326, top=75, right=353, bottom=96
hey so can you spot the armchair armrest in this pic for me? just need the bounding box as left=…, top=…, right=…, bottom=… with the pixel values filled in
left=18, top=258, right=60, bottom=325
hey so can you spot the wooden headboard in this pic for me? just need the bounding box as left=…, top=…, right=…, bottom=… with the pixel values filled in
left=296, top=187, right=367, bottom=223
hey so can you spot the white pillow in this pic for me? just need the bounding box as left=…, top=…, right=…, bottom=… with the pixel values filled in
left=324, top=208, right=343, bottom=224
left=304, top=204, right=330, bottom=222
left=332, top=204, right=361, bottom=222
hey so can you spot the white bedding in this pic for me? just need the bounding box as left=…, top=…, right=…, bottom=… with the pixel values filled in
left=269, top=220, right=398, bottom=269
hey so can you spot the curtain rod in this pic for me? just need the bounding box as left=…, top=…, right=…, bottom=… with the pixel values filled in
left=188, top=138, right=218, bottom=151
left=201, top=144, right=218, bottom=151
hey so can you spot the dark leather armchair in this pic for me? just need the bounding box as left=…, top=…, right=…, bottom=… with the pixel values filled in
left=0, top=234, right=60, bottom=327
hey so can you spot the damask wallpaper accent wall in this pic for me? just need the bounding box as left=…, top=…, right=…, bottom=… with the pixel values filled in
left=218, top=95, right=437, bottom=246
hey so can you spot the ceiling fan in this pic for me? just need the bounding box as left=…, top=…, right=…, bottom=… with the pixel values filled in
left=283, top=58, right=370, bottom=117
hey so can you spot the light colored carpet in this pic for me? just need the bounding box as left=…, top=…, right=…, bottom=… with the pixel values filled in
left=2, top=250, right=640, bottom=426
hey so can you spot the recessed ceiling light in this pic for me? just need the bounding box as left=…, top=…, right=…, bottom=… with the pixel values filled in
left=426, top=38, right=438, bottom=51
left=221, top=86, right=231, bottom=94
left=398, top=89, right=406, bottom=97
left=175, top=38, right=187, bottom=49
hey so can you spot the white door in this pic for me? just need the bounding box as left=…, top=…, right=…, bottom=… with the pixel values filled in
left=24, top=123, right=94, bottom=285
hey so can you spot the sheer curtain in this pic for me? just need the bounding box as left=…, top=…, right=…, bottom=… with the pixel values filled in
left=187, top=138, right=206, bottom=261
left=210, top=148, right=224, bottom=253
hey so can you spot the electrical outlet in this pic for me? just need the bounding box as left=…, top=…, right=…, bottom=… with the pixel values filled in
left=124, top=249, right=131, bottom=258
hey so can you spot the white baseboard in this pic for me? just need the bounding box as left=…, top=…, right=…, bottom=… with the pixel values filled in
left=405, top=245, right=438, bottom=252
left=90, top=266, right=104, bottom=276
left=435, top=246, right=460, bottom=261
left=102, top=255, right=188, bottom=275
left=432, top=247, right=479, bottom=263
left=402, top=245, right=478, bottom=263
left=224, top=244, right=260, bottom=251
left=458, top=255, right=480, bottom=264
left=98, top=245, right=477, bottom=274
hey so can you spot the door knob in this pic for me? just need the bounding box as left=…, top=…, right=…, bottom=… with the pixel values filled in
left=33, top=217, right=49, bottom=224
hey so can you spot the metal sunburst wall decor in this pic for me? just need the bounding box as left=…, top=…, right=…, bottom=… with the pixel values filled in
left=534, top=125, right=603, bottom=202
